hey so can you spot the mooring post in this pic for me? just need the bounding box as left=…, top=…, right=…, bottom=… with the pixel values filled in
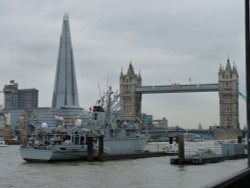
left=87, top=136, right=93, bottom=162
left=169, top=137, right=173, bottom=144
left=178, top=135, right=185, bottom=164
left=98, top=135, right=104, bottom=161
left=238, top=136, right=242, bottom=144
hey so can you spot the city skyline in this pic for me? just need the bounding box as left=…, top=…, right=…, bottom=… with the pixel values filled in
left=0, top=0, right=246, bottom=129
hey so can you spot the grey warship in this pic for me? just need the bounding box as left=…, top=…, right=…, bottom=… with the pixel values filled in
left=20, top=106, right=148, bottom=162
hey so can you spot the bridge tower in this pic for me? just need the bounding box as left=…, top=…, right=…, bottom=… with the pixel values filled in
left=218, top=59, right=239, bottom=129
left=119, top=62, right=142, bottom=118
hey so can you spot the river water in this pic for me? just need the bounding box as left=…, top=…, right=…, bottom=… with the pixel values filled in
left=0, top=144, right=248, bottom=188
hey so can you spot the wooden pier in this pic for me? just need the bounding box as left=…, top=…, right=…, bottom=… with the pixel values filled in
left=86, top=135, right=176, bottom=162
left=100, top=151, right=176, bottom=161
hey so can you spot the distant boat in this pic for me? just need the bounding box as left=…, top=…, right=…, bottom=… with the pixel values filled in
left=162, top=143, right=178, bottom=154
left=0, top=139, right=8, bottom=147
left=184, top=133, right=205, bottom=142
left=7, top=138, right=21, bottom=145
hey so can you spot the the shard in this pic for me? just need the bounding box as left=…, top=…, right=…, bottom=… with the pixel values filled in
left=52, top=13, right=79, bottom=109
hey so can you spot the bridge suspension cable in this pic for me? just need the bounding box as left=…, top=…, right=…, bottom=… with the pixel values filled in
left=238, top=91, right=247, bottom=101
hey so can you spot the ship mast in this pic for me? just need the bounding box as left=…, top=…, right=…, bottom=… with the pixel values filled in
left=104, top=87, right=113, bottom=127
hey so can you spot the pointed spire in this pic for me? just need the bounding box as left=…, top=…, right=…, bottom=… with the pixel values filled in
left=218, top=63, right=224, bottom=74
left=63, top=12, right=69, bottom=21
left=232, top=62, right=239, bottom=76
left=52, top=14, right=79, bottom=108
left=120, top=67, right=123, bottom=78
left=225, top=58, right=232, bottom=73
left=138, top=70, right=142, bottom=81
left=127, top=61, right=135, bottom=76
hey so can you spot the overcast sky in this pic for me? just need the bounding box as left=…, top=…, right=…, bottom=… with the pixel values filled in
left=0, top=0, right=246, bottom=129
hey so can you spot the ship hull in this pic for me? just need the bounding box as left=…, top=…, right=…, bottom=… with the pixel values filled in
left=104, top=137, right=148, bottom=154
left=20, top=145, right=88, bottom=162
left=20, top=137, right=148, bottom=162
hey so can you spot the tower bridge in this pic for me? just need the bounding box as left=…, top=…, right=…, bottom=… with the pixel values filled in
left=120, top=60, right=239, bottom=130
left=135, top=83, right=219, bottom=94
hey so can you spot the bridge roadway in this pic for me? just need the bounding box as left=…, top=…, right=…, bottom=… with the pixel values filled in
left=135, top=83, right=219, bottom=94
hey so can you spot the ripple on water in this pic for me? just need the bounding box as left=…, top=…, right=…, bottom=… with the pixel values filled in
left=0, top=145, right=248, bottom=188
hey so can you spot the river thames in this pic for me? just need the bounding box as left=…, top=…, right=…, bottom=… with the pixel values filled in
left=0, top=145, right=248, bottom=188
